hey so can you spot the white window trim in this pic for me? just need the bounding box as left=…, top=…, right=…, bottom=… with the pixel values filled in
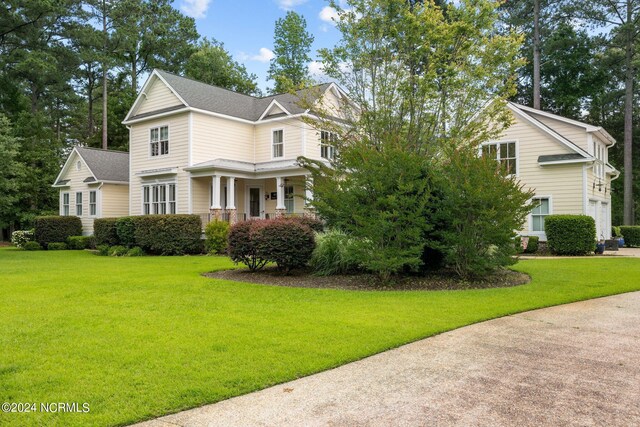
left=528, top=195, right=553, bottom=240
left=141, top=181, right=177, bottom=215
left=89, top=190, right=98, bottom=217
left=149, top=124, right=170, bottom=158
left=271, top=128, right=285, bottom=160
left=61, top=192, right=70, bottom=216
left=479, top=140, right=519, bottom=177
left=320, top=130, right=337, bottom=160
left=75, top=191, right=83, bottom=217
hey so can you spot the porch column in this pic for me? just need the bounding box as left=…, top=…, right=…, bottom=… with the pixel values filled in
left=304, top=176, right=316, bottom=218
left=275, top=176, right=286, bottom=217
left=210, top=175, right=222, bottom=220
left=226, top=176, right=237, bottom=223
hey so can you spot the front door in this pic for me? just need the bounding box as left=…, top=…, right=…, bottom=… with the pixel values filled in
left=247, top=186, right=263, bottom=219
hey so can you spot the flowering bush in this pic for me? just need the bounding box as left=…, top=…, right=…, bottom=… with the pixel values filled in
left=11, top=230, right=34, bottom=249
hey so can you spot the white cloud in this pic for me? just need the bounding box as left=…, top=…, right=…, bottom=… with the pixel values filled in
left=308, top=61, right=327, bottom=78
left=276, top=0, right=308, bottom=10
left=319, top=6, right=340, bottom=23
left=251, top=48, right=275, bottom=63
left=180, top=0, right=211, bottom=19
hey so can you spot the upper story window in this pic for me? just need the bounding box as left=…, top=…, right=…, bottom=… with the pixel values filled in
left=531, top=197, right=550, bottom=232
left=76, top=192, right=83, bottom=216
left=76, top=160, right=81, bottom=171
left=150, top=125, right=169, bottom=157
left=272, top=129, right=284, bottom=158
left=482, top=141, right=517, bottom=175
left=320, top=131, right=337, bottom=160
left=62, top=192, right=70, bottom=216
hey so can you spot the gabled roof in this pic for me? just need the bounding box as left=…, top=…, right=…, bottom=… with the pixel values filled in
left=506, top=102, right=592, bottom=159
left=509, top=102, right=615, bottom=145
left=53, top=146, right=129, bottom=186
left=124, top=69, right=336, bottom=124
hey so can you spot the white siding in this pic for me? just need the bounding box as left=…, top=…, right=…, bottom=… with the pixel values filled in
left=129, top=113, right=189, bottom=215
left=191, top=112, right=254, bottom=164
left=136, top=78, right=184, bottom=115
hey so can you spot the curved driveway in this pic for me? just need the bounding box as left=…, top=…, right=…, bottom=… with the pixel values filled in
left=137, top=291, right=640, bottom=427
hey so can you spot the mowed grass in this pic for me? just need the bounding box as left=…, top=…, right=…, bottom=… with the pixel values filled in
left=1, top=248, right=639, bottom=426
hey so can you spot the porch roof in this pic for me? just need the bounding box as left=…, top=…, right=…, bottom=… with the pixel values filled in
left=184, top=158, right=321, bottom=178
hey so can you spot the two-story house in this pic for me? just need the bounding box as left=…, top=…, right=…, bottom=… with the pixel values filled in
left=121, top=70, right=345, bottom=226
left=54, top=69, right=618, bottom=241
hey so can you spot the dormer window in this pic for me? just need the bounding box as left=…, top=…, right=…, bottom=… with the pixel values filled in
left=76, top=161, right=81, bottom=171
left=150, top=126, right=169, bottom=157
left=272, top=129, right=284, bottom=158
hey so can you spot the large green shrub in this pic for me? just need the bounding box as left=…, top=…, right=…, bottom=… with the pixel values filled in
left=134, top=214, right=202, bottom=255
left=116, top=217, right=139, bottom=248
left=620, top=226, right=640, bottom=247
left=94, top=218, right=119, bottom=246
left=545, top=215, right=596, bottom=255
left=300, top=144, right=434, bottom=280
left=310, top=229, right=368, bottom=275
left=204, top=220, right=230, bottom=254
left=67, top=235, right=95, bottom=250
left=228, top=220, right=268, bottom=271
left=253, top=218, right=315, bottom=273
left=429, top=149, right=533, bottom=278
left=34, top=216, right=82, bottom=248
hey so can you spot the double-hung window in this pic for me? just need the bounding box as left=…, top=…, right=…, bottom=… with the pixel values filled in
left=76, top=192, right=83, bottom=216
left=272, top=129, right=284, bottom=158
left=531, top=197, right=550, bottom=232
left=89, top=191, right=97, bottom=216
left=143, top=183, right=176, bottom=215
left=320, top=131, right=336, bottom=160
left=482, top=141, right=517, bottom=175
left=284, top=185, right=294, bottom=214
left=150, top=125, right=169, bottom=157
left=62, top=192, right=70, bottom=216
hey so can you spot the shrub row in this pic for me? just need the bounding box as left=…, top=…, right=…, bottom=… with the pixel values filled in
left=94, top=215, right=202, bottom=255
left=545, top=215, right=595, bottom=255
left=34, top=216, right=82, bottom=248
left=620, top=226, right=640, bottom=247
left=228, top=218, right=315, bottom=273
left=96, top=244, right=144, bottom=257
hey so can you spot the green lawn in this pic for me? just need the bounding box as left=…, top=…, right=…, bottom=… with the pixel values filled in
left=1, top=247, right=639, bottom=426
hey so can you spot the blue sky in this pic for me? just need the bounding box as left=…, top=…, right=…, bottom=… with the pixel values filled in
left=174, top=0, right=346, bottom=93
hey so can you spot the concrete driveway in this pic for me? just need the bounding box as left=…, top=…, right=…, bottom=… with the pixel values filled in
left=135, top=292, right=640, bottom=427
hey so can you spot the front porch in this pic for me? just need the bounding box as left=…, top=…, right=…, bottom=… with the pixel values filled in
left=191, top=174, right=313, bottom=227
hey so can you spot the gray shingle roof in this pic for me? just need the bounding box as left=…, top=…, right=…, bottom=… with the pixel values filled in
left=143, top=70, right=332, bottom=122
left=538, top=153, right=588, bottom=163
left=76, top=147, right=129, bottom=182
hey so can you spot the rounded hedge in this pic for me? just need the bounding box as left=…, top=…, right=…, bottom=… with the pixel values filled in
left=253, top=218, right=315, bottom=273
left=619, top=226, right=640, bottom=247
left=205, top=220, right=230, bottom=254
left=545, top=215, right=596, bottom=255
left=34, top=216, right=82, bottom=248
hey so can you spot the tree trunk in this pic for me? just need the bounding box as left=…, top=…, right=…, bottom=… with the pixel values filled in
left=532, top=0, right=541, bottom=109
left=101, top=0, right=108, bottom=150
left=623, top=0, right=634, bottom=224
left=131, top=54, right=137, bottom=96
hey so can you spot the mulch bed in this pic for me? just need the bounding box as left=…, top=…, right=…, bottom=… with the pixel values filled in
left=205, top=267, right=530, bottom=291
